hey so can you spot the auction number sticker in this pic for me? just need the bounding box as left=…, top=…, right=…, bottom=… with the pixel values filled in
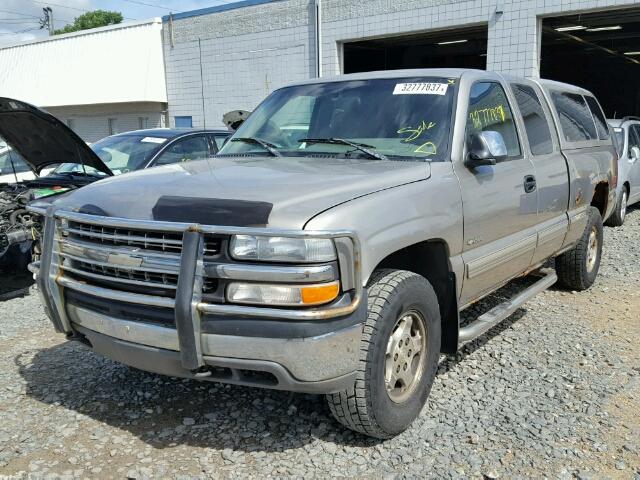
left=141, top=137, right=167, bottom=144
left=393, top=83, right=449, bottom=95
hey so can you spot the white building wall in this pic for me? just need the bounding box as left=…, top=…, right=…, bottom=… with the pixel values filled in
left=320, top=0, right=640, bottom=77
left=0, top=19, right=167, bottom=108
left=163, top=0, right=315, bottom=128
left=46, top=102, right=167, bottom=143
left=163, top=0, right=640, bottom=121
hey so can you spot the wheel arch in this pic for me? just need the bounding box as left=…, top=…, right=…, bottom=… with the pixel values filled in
left=371, top=239, right=459, bottom=354
left=590, top=181, right=610, bottom=218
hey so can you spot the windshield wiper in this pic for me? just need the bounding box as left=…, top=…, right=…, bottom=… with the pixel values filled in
left=298, top=138, right=388, bottom=161
left=231, top=137, right=281, bottom=157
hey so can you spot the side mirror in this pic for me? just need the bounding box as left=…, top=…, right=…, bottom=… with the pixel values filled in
left=466, top=131, right=508, bottom=168
left=631, top=146, right=640, bottom=161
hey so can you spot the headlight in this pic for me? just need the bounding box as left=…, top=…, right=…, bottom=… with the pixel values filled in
left=227, top=281, right=340, bottom=306
left=230, top=235, right=336, bottom=263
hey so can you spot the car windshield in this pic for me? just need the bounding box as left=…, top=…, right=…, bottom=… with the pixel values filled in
left=53, top=134, right=168, bottom=176
left=612, top=127, right=624, bottom=157
left=0, top=145, right=31, bottom=176
left=218, top=77, right=457, bottom=161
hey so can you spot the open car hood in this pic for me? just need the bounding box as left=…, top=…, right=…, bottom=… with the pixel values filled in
left=0, top=97, right=112, bottom=175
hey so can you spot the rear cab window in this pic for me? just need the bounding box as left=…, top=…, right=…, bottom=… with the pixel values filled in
left=510, top=83, right=554, bottom=156
left=550, top=91, right=598, bottom=143
left=584, top=96, right=610, bottom=141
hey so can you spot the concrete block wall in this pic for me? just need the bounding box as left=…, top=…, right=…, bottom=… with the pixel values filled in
left=320, top=0, right=640, bottom=77
left=163, top=0, right=639, bottom=124
left=163, top=0, right=316, bottom=128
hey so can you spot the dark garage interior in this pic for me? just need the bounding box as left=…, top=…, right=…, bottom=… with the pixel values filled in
left=542, top=8, right=640, bottom=117
left=343, top=25, right=487, bottom=74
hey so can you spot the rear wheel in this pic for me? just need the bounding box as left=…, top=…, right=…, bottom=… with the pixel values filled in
left=326, top=269, right=441, bottom=439
left=556, top=206, right=603, bottom=291
left=605, top=189, right=628, bottom=227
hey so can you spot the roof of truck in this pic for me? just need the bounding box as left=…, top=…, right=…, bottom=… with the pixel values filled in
left=286, top=68, right=484, bottom=87
left=283, top=69, right=594, bottom=96
left=533, top=78, right=595, bottom=96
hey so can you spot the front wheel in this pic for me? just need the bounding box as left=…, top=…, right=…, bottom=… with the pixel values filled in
left=326, top=269, right=441, bottom=439
left=556, top=206, right=603, bottom=291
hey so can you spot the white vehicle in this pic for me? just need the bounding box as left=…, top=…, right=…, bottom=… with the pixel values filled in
left=607, top=117, right=640, bottom=226
left=0, top=142, right=54, bottom=184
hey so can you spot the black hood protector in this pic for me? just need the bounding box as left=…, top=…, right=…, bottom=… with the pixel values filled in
left=0, top=97, right=112, bottom=175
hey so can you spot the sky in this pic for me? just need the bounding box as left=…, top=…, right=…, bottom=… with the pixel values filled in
left=0, top=0, right=237, bottom=46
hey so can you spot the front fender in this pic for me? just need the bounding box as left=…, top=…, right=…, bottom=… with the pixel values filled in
left=304, top=162, right=464, bottom=287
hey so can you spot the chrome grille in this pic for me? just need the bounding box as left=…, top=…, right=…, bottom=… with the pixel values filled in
left=65, top=220, right=184, bottom=254
left=70, top=260, right=179, bottom=289
left=64, top=221, right=223, bottom=258
left=56, top=219, right=185, bottom=298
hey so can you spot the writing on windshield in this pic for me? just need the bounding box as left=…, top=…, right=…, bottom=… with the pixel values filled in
left=218, top=77, right=456, bottom=162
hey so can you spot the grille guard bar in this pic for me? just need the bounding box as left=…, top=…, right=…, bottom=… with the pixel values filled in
left=29, top=206, right=363, bottom=371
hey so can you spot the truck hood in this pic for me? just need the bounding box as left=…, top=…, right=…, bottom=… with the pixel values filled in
left=52, top=155, right=431, bottom=229
left=0, top=97, right=112, bottom=175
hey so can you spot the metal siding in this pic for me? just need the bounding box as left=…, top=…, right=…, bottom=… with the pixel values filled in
left=0, top=21, right=167, bottom=107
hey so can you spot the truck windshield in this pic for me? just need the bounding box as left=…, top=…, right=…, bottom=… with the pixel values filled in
left=218, top=77, right=456, bottom=162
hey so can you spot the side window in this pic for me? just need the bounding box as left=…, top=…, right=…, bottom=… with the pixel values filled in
left=551, top=91, right=598, bottom=142
left=584, top=96, right=610, bottom=140
left=154, top=136, right=209, bottom=166
left=466, top=82, right=521, bottom=159
left=511, top=83, right=554, bottom=155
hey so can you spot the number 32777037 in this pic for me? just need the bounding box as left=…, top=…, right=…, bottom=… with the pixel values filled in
left=393, top=83, right=449, bottom=96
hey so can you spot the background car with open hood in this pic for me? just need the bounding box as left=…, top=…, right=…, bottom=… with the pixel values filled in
left=0, top=97, right=229, bottom=270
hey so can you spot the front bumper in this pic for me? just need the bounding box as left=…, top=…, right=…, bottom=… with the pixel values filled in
left=31, top=207, right=364, bottom=393
left=69, top=302, right=364, bottom=393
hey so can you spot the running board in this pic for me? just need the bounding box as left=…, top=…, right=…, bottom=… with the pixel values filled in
left=458, top=268, right=557, bottom=344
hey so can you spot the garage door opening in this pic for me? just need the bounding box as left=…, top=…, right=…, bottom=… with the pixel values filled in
left=343, top=26, right=487, bottom=74
left=541, top=9, right=640, bottom=117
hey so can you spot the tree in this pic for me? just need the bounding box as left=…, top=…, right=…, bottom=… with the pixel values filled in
left=53, top=10, right=123, bottom=35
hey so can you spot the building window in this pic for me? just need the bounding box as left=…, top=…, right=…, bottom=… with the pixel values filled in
left=67, top=119, right=75, bottom=131
left=175, top=116, right=193, bottom=128
left=108, top=118, right=117, bottom=136
left=138, top=116, right=149, bottom=130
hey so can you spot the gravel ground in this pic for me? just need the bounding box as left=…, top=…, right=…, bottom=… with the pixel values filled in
left=0, top=208, right=639, bottom=479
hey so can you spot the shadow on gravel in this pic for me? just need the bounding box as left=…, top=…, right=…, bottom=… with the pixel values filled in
left=16, top=341, right=384, bottom=451
left=0, top=269, right=34, bottom=301
left=439, top=309, right=527, bottom=375
left=15, top=279, right=533, bottom=452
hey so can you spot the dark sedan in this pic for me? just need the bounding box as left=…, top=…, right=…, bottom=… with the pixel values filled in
left=53, top=128, right=230, bottom=177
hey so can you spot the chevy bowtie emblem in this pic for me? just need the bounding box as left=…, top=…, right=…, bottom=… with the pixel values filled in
left=106, top=252, right=143, bottom=268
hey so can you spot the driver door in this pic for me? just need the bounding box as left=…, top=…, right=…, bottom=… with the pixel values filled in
left=456, top=81, right=539, bottom=307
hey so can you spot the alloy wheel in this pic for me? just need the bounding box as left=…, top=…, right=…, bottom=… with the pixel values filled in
left=385, top=310, right=427, bottom=403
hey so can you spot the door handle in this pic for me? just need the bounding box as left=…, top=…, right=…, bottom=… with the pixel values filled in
left=524, top=175, right=537, bottom=193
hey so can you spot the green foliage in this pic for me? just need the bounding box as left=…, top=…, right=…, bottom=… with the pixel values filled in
left=53, top=10, right=123, bottom=35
